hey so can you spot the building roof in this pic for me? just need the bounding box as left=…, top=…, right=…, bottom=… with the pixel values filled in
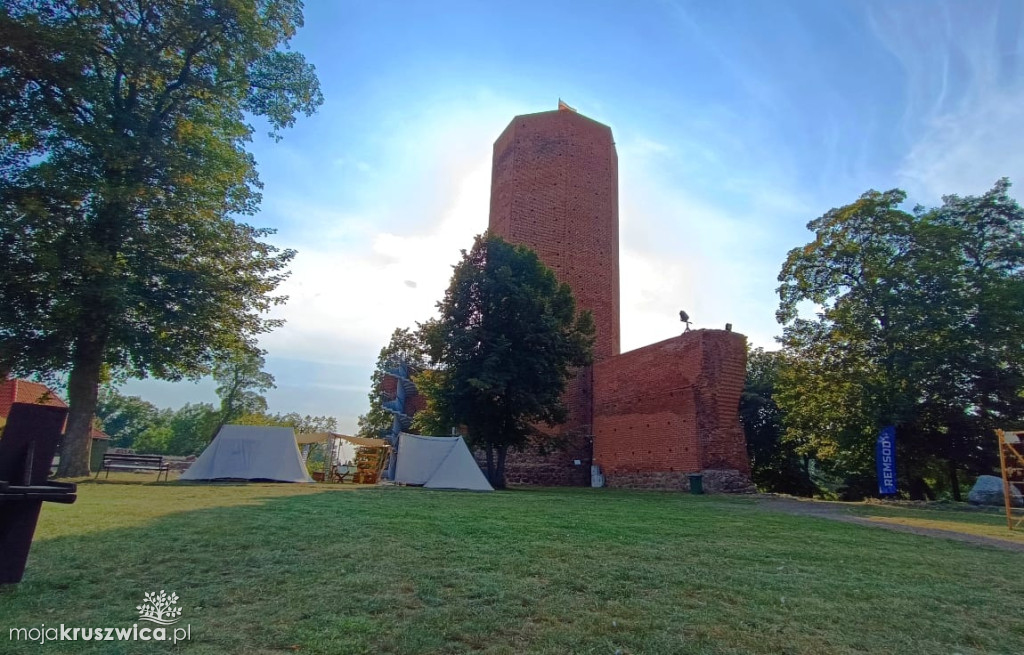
left=0, top=378, right=67, bottom=418
left=0, top=378, right=109, bottom=440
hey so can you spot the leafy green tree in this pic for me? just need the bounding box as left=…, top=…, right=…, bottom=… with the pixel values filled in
left=133, top=424, right=174, bottom=455
left=408, top=368, right=449, bottom=436
left=419, top=234, right=595, bottom=488
left=740, top=348, right=814, bottom=496
left=0, top=1, right=321, bottom=476
left=166, top=402, right=219, bottom=455
left=95, top=387, right=166, bottom=449
left=209, top=349, right=275, bottom=441
left=272, top=412, right=338, bottom=434
left=776, top=180, right=1024, bottom=499
left=356, top=327, right=427, bottom=439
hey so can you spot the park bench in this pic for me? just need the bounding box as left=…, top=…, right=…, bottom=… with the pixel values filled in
left=0, top=403, right=77, bottom=584
left=96, top=453, right=171, bottom=481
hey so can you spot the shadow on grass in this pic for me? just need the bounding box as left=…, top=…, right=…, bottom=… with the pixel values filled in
left=2, top=487, right=1024, bottom=655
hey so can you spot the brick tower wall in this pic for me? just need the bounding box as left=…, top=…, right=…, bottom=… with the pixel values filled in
left=592, top=330, right=752, bottom=491
left=489, top=109, right=620, bottom=364
left=489, top=108, right=618, bottom=456
left=478, top=108, right=752, bottom=490
left=487, top=109, right=619, bottom=485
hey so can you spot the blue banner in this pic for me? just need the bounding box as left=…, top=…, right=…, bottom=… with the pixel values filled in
left=876, top=426, right=897, bottom=495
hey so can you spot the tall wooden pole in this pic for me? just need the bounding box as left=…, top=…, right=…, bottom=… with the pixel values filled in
left=996, top=430, right=1013, bottom=530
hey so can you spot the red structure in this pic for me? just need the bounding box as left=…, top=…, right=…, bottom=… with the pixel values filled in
left=490, top=107, right=620, bottom=363
left=488, top=104, right=752, bottom=491
left=593, top=330, right=751, bottom=491
left=0, top=378, right=111, bottom=444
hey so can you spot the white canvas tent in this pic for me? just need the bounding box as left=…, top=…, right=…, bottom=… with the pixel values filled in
left=394, top=433, right=493, bottom=491
left=181, top=425, right=313, bottom=482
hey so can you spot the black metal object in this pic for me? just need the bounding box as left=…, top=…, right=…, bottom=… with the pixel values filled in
left=96, top=453, right=170, bottom=481
left=0, top=403, right=76, bottom=584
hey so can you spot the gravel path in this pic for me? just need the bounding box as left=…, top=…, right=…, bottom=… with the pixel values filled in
left=756, top=497, right=1024, bottom=553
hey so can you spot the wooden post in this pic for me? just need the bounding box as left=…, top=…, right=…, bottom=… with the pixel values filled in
left=996, top=430, right=1013, bottom=530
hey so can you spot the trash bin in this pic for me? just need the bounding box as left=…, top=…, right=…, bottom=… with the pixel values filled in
left=90, top=439, right=110, bottom=473
left=688, top=473, right=704, bottom=495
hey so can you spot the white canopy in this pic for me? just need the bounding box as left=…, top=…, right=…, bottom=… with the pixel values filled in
left=394, top=433, right=493, bottom=491
left=181, top=425, right=314, bottom=483
left=295, top=432, right=389, bottom=448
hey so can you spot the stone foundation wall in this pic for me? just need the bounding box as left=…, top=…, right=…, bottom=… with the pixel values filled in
left=604, top=468, right=756, bottom=493
left=474, top=431, right=593, bottom=487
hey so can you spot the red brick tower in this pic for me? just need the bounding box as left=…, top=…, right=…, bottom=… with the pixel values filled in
left=486, top=104, right=619, bottom=484
left=489, top=105, right=620, bottom=362
left=484, top=104, right=751, bottom=490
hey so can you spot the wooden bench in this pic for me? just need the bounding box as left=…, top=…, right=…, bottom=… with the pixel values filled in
left=96, top=453, right=170, bottom=482
left=1, top=403, right=76, bottom=584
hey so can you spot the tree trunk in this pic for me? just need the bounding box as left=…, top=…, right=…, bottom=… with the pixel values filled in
left=495, top=445, right=507, bottom=490
left=908, top=476, right=935, bottom=501
left=209, top=406, right=233, bottom=443
left=56, top=335, right=106, bottom=478
left=801, top=455, right=813, bottom=497
left=485, top=444, right=494, bottom=486
left=948, top=459, right=961, bottom=502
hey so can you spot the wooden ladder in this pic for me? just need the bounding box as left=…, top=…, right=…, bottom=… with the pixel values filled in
left=996, top=429, right=1024, bottom=530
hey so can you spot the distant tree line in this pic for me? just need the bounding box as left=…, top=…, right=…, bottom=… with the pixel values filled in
left=742, top=180, right=1024, bottom=500
left=97, top=388, right=337, bottom=457
left=97, top=350, right=335, bottom=456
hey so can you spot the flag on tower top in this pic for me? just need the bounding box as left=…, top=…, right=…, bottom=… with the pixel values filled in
left=558, top=99, right=577, bottom=113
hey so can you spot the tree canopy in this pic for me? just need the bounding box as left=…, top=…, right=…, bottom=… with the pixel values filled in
left=740, top=347, right=814, bottom=496
left=775, top=179, right=1024, bottom=499
left=210, top=349, right=275, bottom=441
left=96, top=386, right=337, bottom=456
left=0, top=1, right=322, bottom=475
left=419, top=234, right=594, bottom=488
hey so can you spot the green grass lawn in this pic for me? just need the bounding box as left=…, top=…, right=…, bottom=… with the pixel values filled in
left=3, top=480, right=1023, bottom=655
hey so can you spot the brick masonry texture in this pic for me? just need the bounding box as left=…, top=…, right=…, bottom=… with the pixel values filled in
left=473, top=108, right=752, bottom=490
left=489, top=109, right=618, bottom=450
left=603, top=469, right=756, bottom=493
left=489, top=110, right=620, bottom=364
left=475, top=431, right=593, bottom=487
left=593, top=329, right=751, bottom=484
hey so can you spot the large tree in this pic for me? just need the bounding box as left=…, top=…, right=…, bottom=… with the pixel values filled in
left=419, top=234, right=595, bottom=489
left=209, top=349, right=275, bottom=441
left=0, top=1, right=321, bottom=475
left=776, top=180, right=1024, bottom=499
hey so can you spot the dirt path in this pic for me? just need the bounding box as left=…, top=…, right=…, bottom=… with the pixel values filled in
left=756, top=497, right=1024, bottom=553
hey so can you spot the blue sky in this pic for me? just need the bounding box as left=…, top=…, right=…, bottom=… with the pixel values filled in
left=124, top=0, right=1024, bottom=432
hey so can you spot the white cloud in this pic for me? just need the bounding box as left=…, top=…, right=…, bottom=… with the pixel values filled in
left=617, top=135, right=808, bottom=352
left=865, top=1, right=1024, bottom=201
left=899, top=88, right=1024, bottom=202
left=247, top=95, right=811, bottom=428
left=260, top=155, right=492, bottom=364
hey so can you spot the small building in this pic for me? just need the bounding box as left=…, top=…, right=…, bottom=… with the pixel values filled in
left=0, top=377, right=111, bottom=470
